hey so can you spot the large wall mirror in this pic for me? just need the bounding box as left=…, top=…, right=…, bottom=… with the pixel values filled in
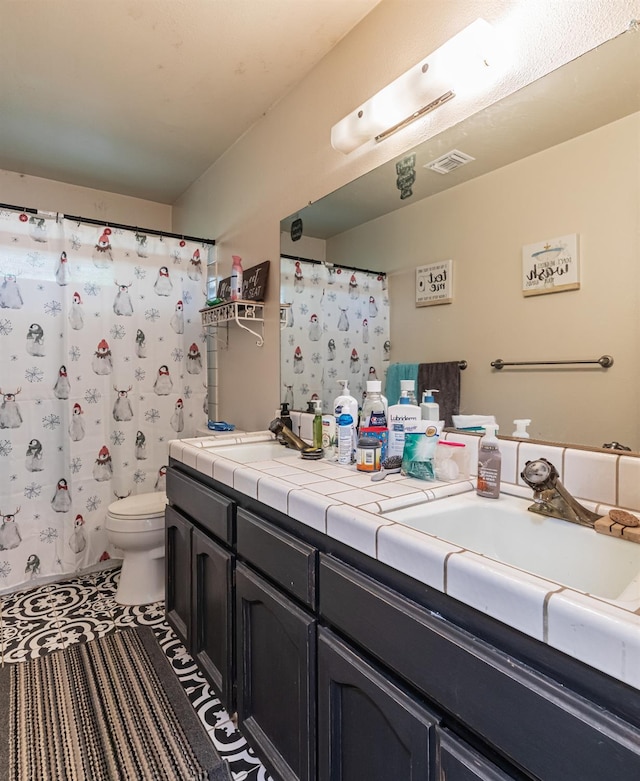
left=280, top=29, right=640, bottom=450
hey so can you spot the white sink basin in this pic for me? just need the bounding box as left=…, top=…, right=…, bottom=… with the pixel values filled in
left=208, top=440, right=300, bottom=463
left=381, top=492, right=640, bottom=603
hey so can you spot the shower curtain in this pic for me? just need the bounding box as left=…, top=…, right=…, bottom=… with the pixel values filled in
left=0, top=208, right=210, bottom=592
left=280, top=257, right=390, bottom=414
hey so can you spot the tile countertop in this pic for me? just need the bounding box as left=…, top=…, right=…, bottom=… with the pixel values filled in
left=169, top=431, right=640, bottom=692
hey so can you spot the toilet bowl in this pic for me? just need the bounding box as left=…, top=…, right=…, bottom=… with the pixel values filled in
left=106, top=492, right=167, bottom=606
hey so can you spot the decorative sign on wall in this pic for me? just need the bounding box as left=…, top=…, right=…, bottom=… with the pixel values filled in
left=217, top=260, right=270, bottom=301
left=522, top=234, right=580, bottom=297
left=290, top=218, right=303, bottom=242
left=416, top=260, right=453, bottom=307
left=396, top=154, right=416, bottom=200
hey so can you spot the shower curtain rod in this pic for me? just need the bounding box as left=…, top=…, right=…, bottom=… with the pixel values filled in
left=281, top=252, right=385, bottom=278
left=0, top=201, right=216, bottom=246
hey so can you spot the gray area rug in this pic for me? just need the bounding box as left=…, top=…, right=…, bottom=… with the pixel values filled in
left=0, top=626, right=232, bottom=780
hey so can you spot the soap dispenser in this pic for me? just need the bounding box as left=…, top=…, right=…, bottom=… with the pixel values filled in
left=512, top=419, right=531, bottom=438
left=477, top=424, right=501, bottom=499
left=420, top=389, right=440, bottom=421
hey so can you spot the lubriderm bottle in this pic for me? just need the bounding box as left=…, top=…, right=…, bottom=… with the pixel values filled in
left=476, top=424, right=501, bottom=498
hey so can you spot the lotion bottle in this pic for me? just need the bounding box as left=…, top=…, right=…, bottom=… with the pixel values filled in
left=388, top=393, right=420, bottom=458
left=399, top=379, right=417, bottom=405
left=334, top=380, right=359, bottom=460
left=476, top=424, right=501, bottom=499
left=420, top=389, right=440, bottom=421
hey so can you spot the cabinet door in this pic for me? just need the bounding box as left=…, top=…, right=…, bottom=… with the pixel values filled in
left=191, top=528, right=234, bottom=710
left=236, top=563, right=316, bottom=781
left=165, top=506, right=192, bottom=647
left=318, top=627, right=435, bottom=781
left=437, top=729, right=517, bottom=781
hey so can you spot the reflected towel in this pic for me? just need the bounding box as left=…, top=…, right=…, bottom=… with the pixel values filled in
left=417, top=362, right=461, bottom=428
left=384, top=363, right=419, bottom=406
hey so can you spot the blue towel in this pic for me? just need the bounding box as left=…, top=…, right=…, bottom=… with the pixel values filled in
left=384, top=363, right=419, bottom=406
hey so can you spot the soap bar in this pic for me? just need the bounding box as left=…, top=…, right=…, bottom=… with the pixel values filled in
left=608, top=509, right=640, bottom=527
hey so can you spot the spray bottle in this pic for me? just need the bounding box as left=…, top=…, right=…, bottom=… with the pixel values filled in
left=476, top=424, right=501, bottom=499
left=230, top=255, right=243, bottom=301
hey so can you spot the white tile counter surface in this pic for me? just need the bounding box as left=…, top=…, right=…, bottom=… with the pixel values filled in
left=170, top=431, right=640, bottom=692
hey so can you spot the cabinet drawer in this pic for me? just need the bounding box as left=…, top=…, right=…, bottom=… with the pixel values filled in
left=167, top=467, right=234, bottom=544
left=237, top=509, right=316, bottom=608
left=319, top=554, right=640, bottom=781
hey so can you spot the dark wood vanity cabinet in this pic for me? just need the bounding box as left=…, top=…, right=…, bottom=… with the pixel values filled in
left=317, top=627, right=435, bottom=780
left=235, top=563, right=316, bottom=781
left=165, top=505, right=192, bottom=646
left=166, top=461, right=640, bottom=781
left=191, top=527, right=234, bottom=708
left=165, top=468, right=235, bottom=707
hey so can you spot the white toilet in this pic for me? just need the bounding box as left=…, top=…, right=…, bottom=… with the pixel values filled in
left=106, top=492, right=167, bottom=606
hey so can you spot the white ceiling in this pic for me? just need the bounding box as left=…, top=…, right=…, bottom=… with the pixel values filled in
left=0, top=0, right=380, bottom=204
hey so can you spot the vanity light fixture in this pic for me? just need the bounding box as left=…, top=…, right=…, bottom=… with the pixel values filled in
left=331, top=19, right=499, bottom=154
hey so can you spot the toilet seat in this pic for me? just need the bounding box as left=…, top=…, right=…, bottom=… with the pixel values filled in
left=106, top=492, right=167, bottom=532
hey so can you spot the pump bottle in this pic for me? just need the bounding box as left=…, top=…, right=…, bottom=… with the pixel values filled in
left=476, top=424, right=501, bottom=499
left=313, top=401, right=323, bottom=449
left=334, top=380, right=359, bottom=461
left=388, top=392, right=420, bottom=458
left=399, top=379, right=417, bottom=405
left=420, top=389, right=440, bottom=421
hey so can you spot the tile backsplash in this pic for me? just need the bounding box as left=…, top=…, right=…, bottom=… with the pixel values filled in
left=290, top=416, right=639, bottom=514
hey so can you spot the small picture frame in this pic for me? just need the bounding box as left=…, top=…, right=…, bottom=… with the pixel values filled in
left=522, top=234, right=580, bottom=297
left=416, top=260, right=453, bottom=307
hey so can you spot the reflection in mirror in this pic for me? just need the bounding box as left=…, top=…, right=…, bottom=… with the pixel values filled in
left=281, top=29, right=640, bottom=450
left=280, top=255, right=389, bottom=415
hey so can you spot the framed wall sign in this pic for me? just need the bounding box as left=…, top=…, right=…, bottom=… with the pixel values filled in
left=416, top=260, right=453, bottom=307
left=522, top=234, right=580, bottom=297
left=217, top=260, right=270, bottom=301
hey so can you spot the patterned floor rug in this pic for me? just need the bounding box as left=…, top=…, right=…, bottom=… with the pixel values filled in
left=0, top=626, right=233, bottom=780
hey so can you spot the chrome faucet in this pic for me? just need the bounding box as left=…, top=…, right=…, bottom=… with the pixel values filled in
left=268, top=418, right=324, bottom=459
left=520, top=458, right=601, bottom=527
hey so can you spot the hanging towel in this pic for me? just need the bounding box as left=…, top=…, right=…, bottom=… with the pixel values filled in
left=417, top=362, right=461, bottom=428
left=384, top=363, right=419, bottom=406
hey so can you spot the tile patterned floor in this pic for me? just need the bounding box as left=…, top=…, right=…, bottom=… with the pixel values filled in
left=0, top=565, right=272, bottom=781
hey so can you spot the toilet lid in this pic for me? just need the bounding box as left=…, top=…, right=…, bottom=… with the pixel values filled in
left=107, top=492, right=167, bottom=520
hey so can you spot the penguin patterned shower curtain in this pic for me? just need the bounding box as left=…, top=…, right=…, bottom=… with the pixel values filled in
left=0, top=209, right=209, bottom=592
left=280, top=257, right=390, bottom=414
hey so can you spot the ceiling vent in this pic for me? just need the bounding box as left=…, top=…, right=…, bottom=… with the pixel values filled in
left=424, top=149, right=475, bottom=174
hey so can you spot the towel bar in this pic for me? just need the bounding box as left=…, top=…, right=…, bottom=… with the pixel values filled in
left=491, top=355, right=613, bottom=370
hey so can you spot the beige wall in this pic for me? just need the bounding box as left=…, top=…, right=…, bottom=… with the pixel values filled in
left=0, top=169, right=172, bottom=230
left=173, top=0, right=639, bottom=432
left=326, top=113, right=640, bottom=449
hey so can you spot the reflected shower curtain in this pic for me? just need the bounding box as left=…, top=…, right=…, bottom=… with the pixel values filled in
left=0, top=209, right=209, bottom=591
left=280, top=257, right=390, bottom=414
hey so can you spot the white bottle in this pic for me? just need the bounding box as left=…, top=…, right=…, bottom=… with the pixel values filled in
left=512, top=419, right=531, bottom=438
left=360, top=380, right=388, bottom=429
left=477, top=424, right=501, bottom=499
left=337, top=413, right=355, bottom=465
left=420, top=389, right=440, bottom=421
left=334, top=380, right=359, bottom=460
left=230, top=255, right=243, bottom=301
left=388, top=393, right=421, bottom=458
left=399, top=379, right=417, bottom=405
left=333, top=380, right=359, bottom=425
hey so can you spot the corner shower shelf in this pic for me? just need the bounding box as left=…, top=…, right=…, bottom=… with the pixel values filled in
left=201, top=300, right=267, bottom=347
